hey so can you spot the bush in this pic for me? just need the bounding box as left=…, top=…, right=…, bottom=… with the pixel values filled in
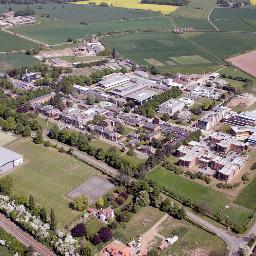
left=98, top=227, right=112, bottom=242
left=71, top=223, right=87, bottom=237
left=91, top=234, right=101, bottom=245
left=70, top=195, right=88, bottom=212
left=44, top=141, right=51, bottom=147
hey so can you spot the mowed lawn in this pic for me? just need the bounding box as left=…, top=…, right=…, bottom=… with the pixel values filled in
left=147, top=168, right=253, bottom=227
left=102, top=32, right=219, bottom=68
left=0, top=131, right=16, bottom=146
left=0, top=31, right=40, bottom=52
left=7, top=140, right=101, bottom=227
left=234, top=177, right=256, bottom=210
left=8, top=16, right=172, bottom=45
left=114, top=206, right=165, bottom=243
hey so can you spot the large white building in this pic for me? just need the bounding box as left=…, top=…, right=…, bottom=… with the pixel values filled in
left=0, top=147, right=23, bottom=172
left=158, top=99, right=185, bottom=115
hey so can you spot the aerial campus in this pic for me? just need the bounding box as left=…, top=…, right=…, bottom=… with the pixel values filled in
left=1, top=0, right=256, bottom=256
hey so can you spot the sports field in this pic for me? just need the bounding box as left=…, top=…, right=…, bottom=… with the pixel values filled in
left=102, top=32, right=219, bottom=69
left=9, top=16, right=172, bottom=45
left=234, top=177, right=256, bottom=210
left=7, top=140, right=102, bottom=228
left=147, top=168, right=253, bottom=227
left=0, top=131, right=16, bottom=146
left=0, top=30, right=40, bottom=52
left=0, top=53, right=40, bottom=72
left=74, top=0, right=178, bottom=14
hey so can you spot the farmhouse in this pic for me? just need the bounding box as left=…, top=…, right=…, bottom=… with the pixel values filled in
left=0, top=147, right=23, bottom=172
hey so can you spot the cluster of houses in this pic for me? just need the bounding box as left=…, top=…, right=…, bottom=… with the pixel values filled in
left=177, top=131, right=248, bottom=182
left=0, top=11, right=36, bottom=27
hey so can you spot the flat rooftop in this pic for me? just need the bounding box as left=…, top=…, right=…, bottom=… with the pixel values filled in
left=127, top=89, right=158, bottom=103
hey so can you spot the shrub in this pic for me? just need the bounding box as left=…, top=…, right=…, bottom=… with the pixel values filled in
left=91, top=234, right=101, bottom=245
left=44, top=141, right=51, bottom=147
left=98, top=227, right=112, bottom=242
left=70, top=195, right=88, bottom=212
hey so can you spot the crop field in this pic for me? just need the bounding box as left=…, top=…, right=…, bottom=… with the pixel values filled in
left=210, top=7, right=256, bottom=19
left=0, top=31, right=40, bottom=52
left=188, top=32, right=256, bottom=59
left=0, top=53, right=40, bottom=72
left=172, top=17, right=216, bottom=31
left=227, top=50, right=256, bottom=78
left=234, top=177, right=256, bottom=210
left=147, top=168, right=253, bottom=227
left=170, top=55, right=211, bottom=65
left=7, top=140, right=102, bottom=228
left=8, top=16, right=172, bottom=45
left=102, top=32, right=219, bottom=69
left=74, top=0, right=178, bottom=14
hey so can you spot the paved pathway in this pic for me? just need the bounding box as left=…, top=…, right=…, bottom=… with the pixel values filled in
left=0, top=213, right=55, bottom=256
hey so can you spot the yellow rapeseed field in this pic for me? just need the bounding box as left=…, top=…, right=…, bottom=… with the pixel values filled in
left=74, top=0, right=178, bottom=14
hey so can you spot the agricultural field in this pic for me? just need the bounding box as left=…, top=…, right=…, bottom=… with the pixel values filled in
left=147, top=168, right=254, bottom=227
left=152, top=218, right=228, bottom=255
left=9, top=16, right=172, bottom=45
left=210, top=7, right=256, bottom=20
left=113, top=206, right=165, bottom=243
left=234, top=175, right=256, bottom=211
left=6, top=139, right=102, bottom=228
left=172, top=17, right=216, bottom=31
left=0, top=30, right=40, bottom=52
left=102, top=31, right=219, bottom=70
left=0, top=53, right=40, bottom=72
left=74, top=0, right=178, bottom=14
left=59, top=55, right=106, bottom=64
left=212, top=19, right=256, bottom=32
left=188, top=31, right=256, bottom=59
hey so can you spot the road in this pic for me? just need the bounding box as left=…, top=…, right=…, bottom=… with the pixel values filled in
left=0, top=213, right=55, bottom=256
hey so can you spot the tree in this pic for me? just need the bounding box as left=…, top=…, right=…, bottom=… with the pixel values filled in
left=136, top=190, right=150, bottom=207
left=161, top=198, right=171, bottom=212
left=39, top=207, right=47, bottom=223
left=33, top=130, right=44, bottom=144
left=196, top=201, right=211, bottom=215
left=80, top=245, right=92, bottom=256
left=22, top=125, right=31, bottom=137
left=71, top=223, right=87, bottom=237
left=112, top=48, right=116, bottom=59
left=91, top=234, right=101, bottom=245
left=0, top=176, right=13, bottom=195
left=71, top=195, right=88, bottom=212
left=146, top=108, right=156, bottom=118
left=50, top=208, right=57, bottom=230
left=26, top=246, right=36, bottom=256
left=98, top=227, right=112, bottom=242
left=28, top=194, right=35, bottom=212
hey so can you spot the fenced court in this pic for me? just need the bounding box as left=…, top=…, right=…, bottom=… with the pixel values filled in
left=66, top=176, right=115, bottom=205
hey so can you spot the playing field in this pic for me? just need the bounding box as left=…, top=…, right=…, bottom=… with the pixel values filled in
left=0, top=30, right=40, bottom=52
left=0, top=131, right=16, bottom=146
left=0, top=53, right=40, bottom=72
left=102, top=32, right=219, bottom=69
left=6, top=140, right=102, bottom=228
left=74, top=0, right=178, bottom=14
left=234, top=177, right=256, bottom=210
left=147, top=168, right=253, bottom=227
left=8, top=16, right=172, bottom=45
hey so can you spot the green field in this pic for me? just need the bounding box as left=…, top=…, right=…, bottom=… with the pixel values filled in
left=0, top=131, right=16, bottom=146
left=8, top=16, right=172, bottom=45
left=7, top=139, right=101, bottom=228
left=114, top=206, right=165, bottom=243
left=155, top=218, right=228, bottom=255
left=147, top=168, right=253, bottom=227
left=210, top=7, right=256, bottom=20
left=170, top=55, right=211, bottom=65
left=0, top=53, right=40, bottom=72
left=0, top=246, right=11, bottom=256
left=102, top=31, right=219, bottom=69
left=188, top=31, right=256, bottom=59
left=59, top=55, right=106, bottom=63
left=234, top=177, right=256, bottom=210
left=0, top=31, right=40, bottom=52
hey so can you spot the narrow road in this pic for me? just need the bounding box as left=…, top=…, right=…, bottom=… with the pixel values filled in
left=186, top=211, right=246, bottom=256
left=0, top=213, right=55, bottom=256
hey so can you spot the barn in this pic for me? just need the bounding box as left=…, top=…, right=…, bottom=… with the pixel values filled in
left=0, top=147, right=23, bottom=172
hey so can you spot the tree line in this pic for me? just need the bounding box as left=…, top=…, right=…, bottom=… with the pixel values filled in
left=141, top=0, right=189, bottom=6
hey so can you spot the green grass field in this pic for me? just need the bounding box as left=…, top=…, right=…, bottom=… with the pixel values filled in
left=0, top=31, right=40, bottom=52
left=210, top=7, right=256, bottom=20
left=234, top=177, right=256, bottom=210
left=8, top=16, right=172, bottom=45
left=147, top=168, right=253, bottom=227
left=212, top=19, right=256, bottom=32
left=114, top=206, right=165, bottom=243
left=102, top=31, right=219, bottom=69
left=59, top=55, right=106, bottom=63
left=170, top=55, right=211, bottom=65
left=6, top=139, right=101, bottom=228
left=0, top=246, right=11, bottom=256
left=188, top=31, right=256, bottom=59
left=0, top=53, right=40, bottom=72
left=0, top=131, right=16, bottom=146
left=156, top=218, right=228, bottom=255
